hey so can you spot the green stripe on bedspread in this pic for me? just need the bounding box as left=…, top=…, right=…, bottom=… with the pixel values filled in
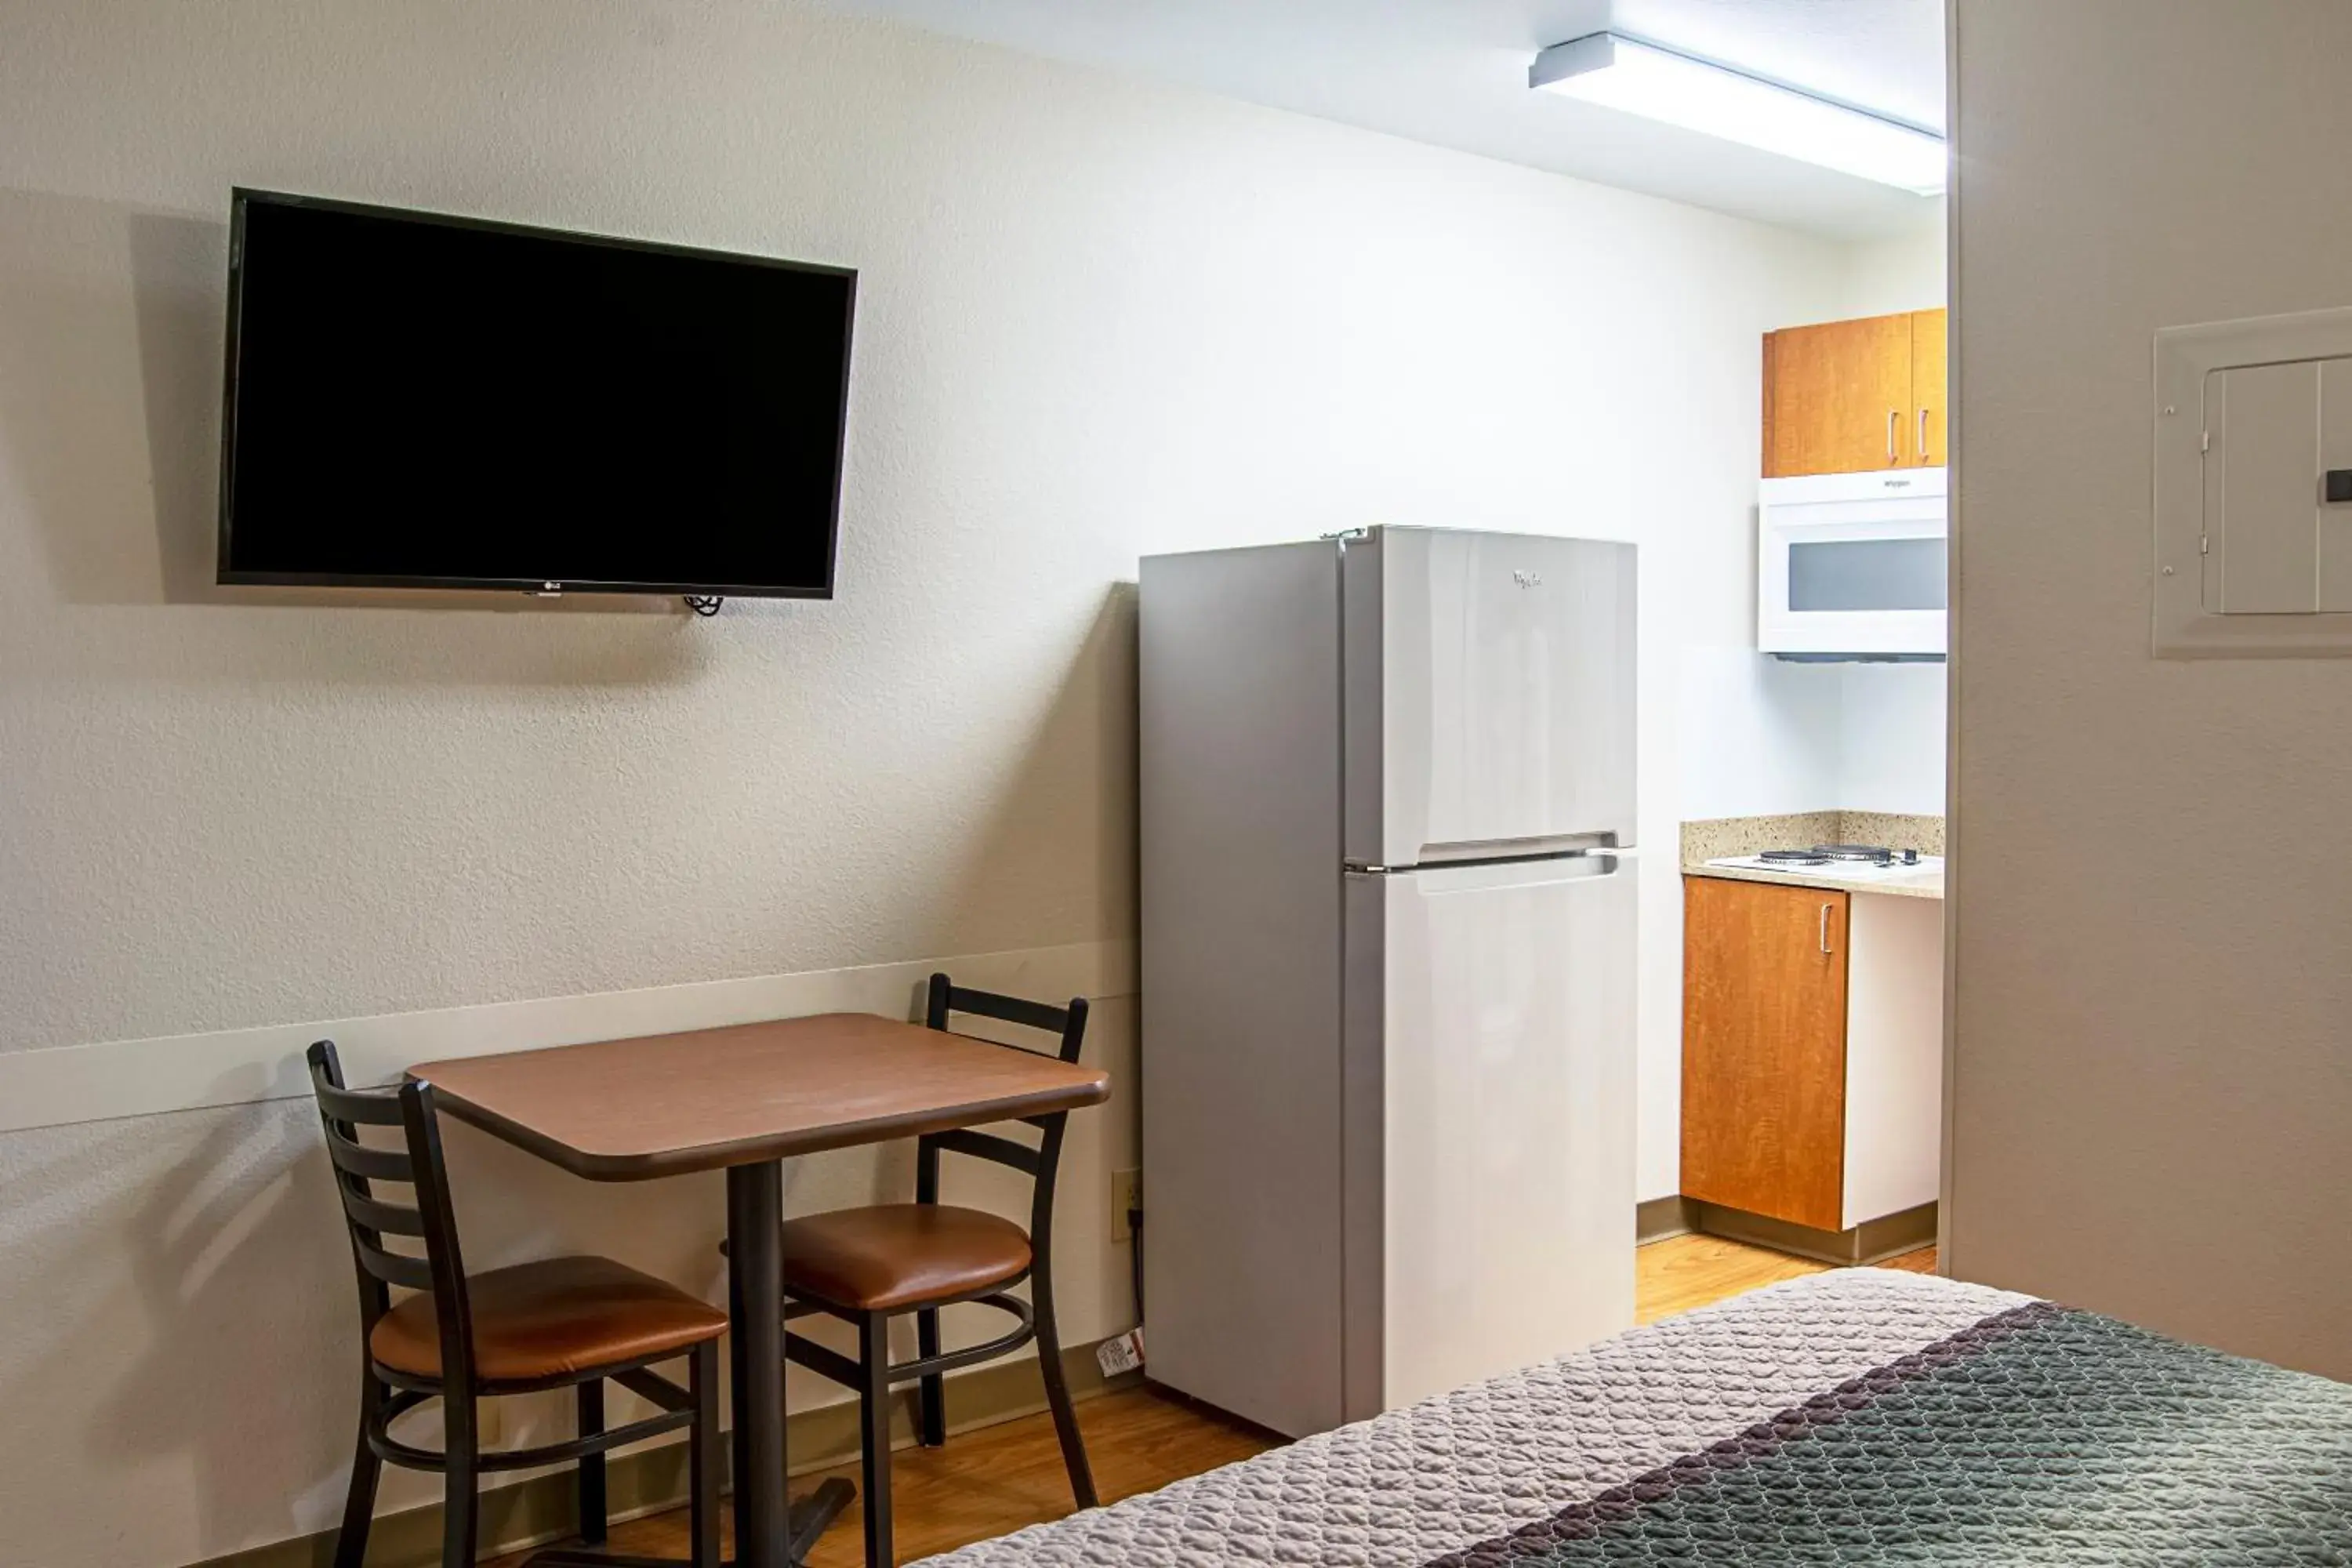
left=1432, top=1301, right=2352, bottom=1566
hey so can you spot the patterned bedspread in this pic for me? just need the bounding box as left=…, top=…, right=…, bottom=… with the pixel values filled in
left=918, top=1269, right=2352, bottom=1566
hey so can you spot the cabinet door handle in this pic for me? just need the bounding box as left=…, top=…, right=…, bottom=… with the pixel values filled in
left=1918, top=407, right=1930, bottom=461
left=1887, top=408, right=1900, bottom=463
left=1819, top=902, right=1835, bottom=954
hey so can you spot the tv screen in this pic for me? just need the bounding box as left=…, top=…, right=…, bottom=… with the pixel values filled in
left=218, top=190, right=855, bottom=597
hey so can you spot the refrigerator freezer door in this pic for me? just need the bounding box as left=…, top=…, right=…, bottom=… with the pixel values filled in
left=1342, top=853, right=1637, bottom=1418
left=1345, top=528, right=1637, bottom=869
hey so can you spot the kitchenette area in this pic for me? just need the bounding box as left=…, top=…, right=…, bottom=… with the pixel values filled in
left=1666, top=303, right=1951, bottom=1269
left=1137, top=295, right=1956, bottom=1434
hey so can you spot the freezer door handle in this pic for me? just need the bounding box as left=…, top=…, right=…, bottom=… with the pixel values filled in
left=1414, top=829, right=1619, bottom=866
left=1345, top=851, right=1627, bottom=880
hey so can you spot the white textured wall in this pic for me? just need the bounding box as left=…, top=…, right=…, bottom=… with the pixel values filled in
left=1950, top=0, right=2352, bottom=1377
left=0, top=2, right=1856, bottom=1560
left=1676, top=655, right=1946, bottom=826
left=1838, top=663, right=1947, bottom=816
left=1676, top=650, right=1845, bottom=822
left=1841, top=199, right=1947, bottom=321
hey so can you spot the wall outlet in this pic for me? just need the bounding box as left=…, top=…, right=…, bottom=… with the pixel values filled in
left=1110, top=1167, right=1142, bottom=1243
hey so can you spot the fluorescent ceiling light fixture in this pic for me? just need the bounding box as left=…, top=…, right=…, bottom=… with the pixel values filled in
left=1530, top=32, right=1946, bottom=195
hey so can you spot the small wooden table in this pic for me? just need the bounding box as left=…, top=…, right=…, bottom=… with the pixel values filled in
left=411, top=1011, right=1112, bottom=1568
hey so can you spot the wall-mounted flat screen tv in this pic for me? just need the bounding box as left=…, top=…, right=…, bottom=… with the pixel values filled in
left=218, top=189, right=855, bottom=598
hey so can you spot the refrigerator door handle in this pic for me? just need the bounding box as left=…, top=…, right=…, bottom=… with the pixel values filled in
left=1345, top=850, right=1627, bottom=878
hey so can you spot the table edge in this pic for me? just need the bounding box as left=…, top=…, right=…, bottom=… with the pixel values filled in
left=419, top=1073, right=1112, bottom=1181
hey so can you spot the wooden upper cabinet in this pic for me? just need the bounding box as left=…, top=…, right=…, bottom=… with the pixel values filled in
left=1911, top=307, right=1947, bottom=468
left=1681, top=876, right=1850, bottom=1232
left=1762, top=308, right=1947, bottom=477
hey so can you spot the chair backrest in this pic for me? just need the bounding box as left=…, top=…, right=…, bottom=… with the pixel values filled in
left=307, top=1040, right=476, bottom=1388
left=915, top=973, right=1090, bottom=1252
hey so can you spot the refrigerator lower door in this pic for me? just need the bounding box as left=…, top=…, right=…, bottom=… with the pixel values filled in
left=1343, top=852, right=1636, bottom=1419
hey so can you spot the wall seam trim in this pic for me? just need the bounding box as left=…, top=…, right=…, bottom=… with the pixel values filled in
left=0, top=938, right=1138, bottom=1136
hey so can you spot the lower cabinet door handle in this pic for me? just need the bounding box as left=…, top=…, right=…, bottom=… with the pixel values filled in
left=1819, top=903, right=1834, bottom=954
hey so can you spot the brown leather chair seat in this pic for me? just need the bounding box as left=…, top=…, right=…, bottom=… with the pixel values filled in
left=779, top=1203, right=1033, bottom=1312
left=368, top=1254, right=728, bottom=1382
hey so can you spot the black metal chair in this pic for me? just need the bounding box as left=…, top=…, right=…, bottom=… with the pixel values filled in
left=771, top=975, right=1099, bottom=1568
left=308, top=1040, right=728, bottom=1568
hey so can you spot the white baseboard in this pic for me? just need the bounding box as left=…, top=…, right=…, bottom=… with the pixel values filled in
left=0, top=938, right=1137, bottom=1135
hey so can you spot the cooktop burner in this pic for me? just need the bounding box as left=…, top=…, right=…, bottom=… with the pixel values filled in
left=1755, top=844, right=1922, bottom=868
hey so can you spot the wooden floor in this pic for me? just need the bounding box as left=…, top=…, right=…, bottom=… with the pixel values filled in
left=1635, top=1233, right=1936, bottom=1325
left=494, top=1235, right=1935, bottom=1567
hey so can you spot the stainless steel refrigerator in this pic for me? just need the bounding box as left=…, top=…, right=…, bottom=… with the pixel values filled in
left=1139, top=526, right=1636, bottom=1439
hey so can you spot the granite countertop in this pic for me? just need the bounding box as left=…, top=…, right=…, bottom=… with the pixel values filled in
left=1679, top=811, right=1946, bottom=902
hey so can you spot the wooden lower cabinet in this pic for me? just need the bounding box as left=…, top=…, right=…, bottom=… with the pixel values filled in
left=1680, top=876, right=1850, bottom=1231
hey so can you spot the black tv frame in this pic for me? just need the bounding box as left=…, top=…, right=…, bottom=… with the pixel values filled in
left=216, top=188, right=858, bottom=600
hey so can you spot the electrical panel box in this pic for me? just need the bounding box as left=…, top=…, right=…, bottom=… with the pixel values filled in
left=2155, top=306, right=2352, bottom=655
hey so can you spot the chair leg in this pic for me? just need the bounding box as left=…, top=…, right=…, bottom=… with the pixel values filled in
left=1033, top=1272, right=1098, bottom=1509
left=915, top=1306, right=946, bottom=1448
left=332, top=1371, right=385, bottom=1568
left=689, top=1340, right=722, bottom=1568
left=858, top=1312, right=895, bottom=1568
left=577, top=1379, right=607, bottom=1545
left=444, top=1392, right=480, bottom=1568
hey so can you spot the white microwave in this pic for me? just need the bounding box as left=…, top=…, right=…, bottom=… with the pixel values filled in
left=1759, top=468, right=1947, bottom=659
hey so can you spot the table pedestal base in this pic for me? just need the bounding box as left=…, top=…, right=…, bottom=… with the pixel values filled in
left=786, top=1476, right=858, bottom=1559
left=520, top=1475, right=856, bottom=1568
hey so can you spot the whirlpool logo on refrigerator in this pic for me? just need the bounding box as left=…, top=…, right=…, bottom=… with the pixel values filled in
left=1512, top=569, right=1543, bottom=589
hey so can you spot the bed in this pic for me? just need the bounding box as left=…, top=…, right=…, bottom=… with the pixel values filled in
left=920, top=1269, right=2352, bottom=1565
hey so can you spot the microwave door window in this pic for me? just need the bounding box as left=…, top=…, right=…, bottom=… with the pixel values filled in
left=1786, top=538, right=1947, bottom=613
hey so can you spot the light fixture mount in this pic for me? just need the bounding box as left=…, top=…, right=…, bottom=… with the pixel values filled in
left=1530, top=31, right=1946, bottom=197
